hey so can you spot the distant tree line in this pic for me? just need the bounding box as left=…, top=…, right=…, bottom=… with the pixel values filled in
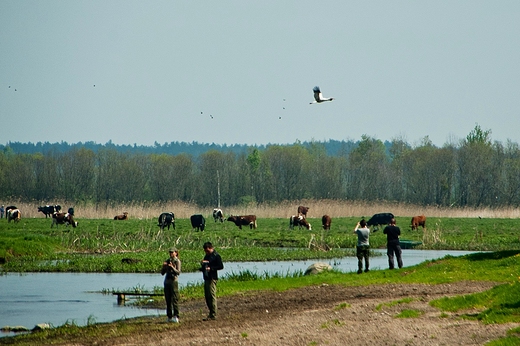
left=1, top=125, right=519, bottom=208
left=0, top=138, right=359, bottom=157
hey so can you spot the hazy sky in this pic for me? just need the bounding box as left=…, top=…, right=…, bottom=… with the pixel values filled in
left=1, top=1, right=519, bottom=147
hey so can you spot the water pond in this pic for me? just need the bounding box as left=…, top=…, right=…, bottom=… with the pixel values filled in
left=0, top=249, right=477, bottom=337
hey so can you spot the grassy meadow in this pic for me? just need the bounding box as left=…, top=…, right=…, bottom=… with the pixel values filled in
left=1, top=199, right=520, bottom=273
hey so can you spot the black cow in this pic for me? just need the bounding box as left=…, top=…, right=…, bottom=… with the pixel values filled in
left=158, top=212, right=175, bottom=230
left=190, top=214, right=206, bottom=231
left=212, top=208, right=224, bottom=223
left=38, top=205, right=61, bottom=218
left=5, top=205, right=17, bottom=219
left=366, top=212, right=394, bottom=230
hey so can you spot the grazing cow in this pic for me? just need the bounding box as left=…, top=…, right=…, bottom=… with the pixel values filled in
left=114, top=212, right=128, bottom=220
left=366, top=213, right=394, bottom=230
left=51, top=212, right=77, bottom=228
left=158, top=212, right=175, bottom=230
left=212, top=208, right=224, bottom=223
left=322, top=215, right=332, bottom=230
left=289, top=215, right=312, bottom=230
left=38, top=205, right=60, bottom=218
left=7, top=209, right=21, bottom=223
left=190, top=214, right=206, bottom=231
left=297, top=206, right=310, bottom=218
left=227, top=215, right=257, bottom=229
left=5, top=205, right=17, bottom=219
left=411, top=215, right=427, bottom=230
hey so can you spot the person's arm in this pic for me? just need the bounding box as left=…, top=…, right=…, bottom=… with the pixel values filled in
left=161, top=261, right=168, bottom=275
left=353, top=222, right=360, bottom=234
left=171, top=259, right=181, bottom=275
left=212, top=254, right=224, bottom=271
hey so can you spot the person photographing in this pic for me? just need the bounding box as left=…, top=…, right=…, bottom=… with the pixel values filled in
left=200, top=242, right=224, bottom=321
left=161, top=248, right=181, bottom=323
left=354, top=219, right=370, bottom=274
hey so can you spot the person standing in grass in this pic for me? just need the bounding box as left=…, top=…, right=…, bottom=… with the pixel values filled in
left=200, top=242, right=224, bottom=321
left=354, top=219, right=370, bottom=274
left=383, top=218, right=403, bottom=269
left=161, top=248, right=181, bottom=323
left=0, top=205, right=4, bottom=219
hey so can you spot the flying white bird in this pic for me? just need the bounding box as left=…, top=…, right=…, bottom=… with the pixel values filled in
left=310, top=86, right=334, bottom=104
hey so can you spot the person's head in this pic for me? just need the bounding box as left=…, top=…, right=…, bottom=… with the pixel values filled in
left=203, top=242, right=214, bottom=254
left=359, top=219, right=367, bottom=228
left=390, top=218, right=396, bottom=225
left=169, top=248, right=178, bottom=257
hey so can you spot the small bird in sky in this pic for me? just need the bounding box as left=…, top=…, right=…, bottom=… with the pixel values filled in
left=310, top=86, right=334, bottom=104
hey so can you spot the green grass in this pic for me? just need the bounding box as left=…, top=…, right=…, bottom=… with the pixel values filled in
left=1, top=216, right=520, bottom=273
left=430, top=280, right=520, bottom=324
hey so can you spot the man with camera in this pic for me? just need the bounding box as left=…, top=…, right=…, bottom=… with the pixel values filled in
left=200, top=242, right=224, bottom=321
left=161, top=248, right=181, bottom=323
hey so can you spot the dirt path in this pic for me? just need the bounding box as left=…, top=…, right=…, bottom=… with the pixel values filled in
left=54, top=281, right=515, bottom=346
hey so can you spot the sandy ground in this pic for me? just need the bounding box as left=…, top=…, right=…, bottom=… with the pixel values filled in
left=65, top=280, right=518, bottom=346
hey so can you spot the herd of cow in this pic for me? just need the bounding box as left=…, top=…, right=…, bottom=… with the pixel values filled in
left=1, top=204, right=77, bottom=227
left=3, top=204, right=427, bottom=232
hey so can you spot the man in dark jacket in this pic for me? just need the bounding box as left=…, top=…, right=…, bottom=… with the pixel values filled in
left=383, top=218, right=403, bottom=269
left=200, top=242, right=224, bottom=320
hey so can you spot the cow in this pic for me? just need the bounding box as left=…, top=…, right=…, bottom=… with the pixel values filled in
left=38, top=205, right=61, bottom=218
left=114, top=212, right=128, bottom=220
left=5, top=205, right=17, bottom=219
left=411, top=215, right=427, bottom=230
left=51, top=212, right=77, bottom=228
left=227, top=215, right=257, bottom=229
left=67, top=207, right=74, bottom=216
left=212, top=208, right=224, bottom=223
left=7, top=209, right=21, bottom=223
left=190, top=214, right=206, bottom=231
left=289, top=215, right=312, bottom=230
left=322, top=215, right=332, bottom=230
left=366, top=212, right=394, bottom=231
left=297, top=206, right=310, bottom=218
left=158, top=212, right=175, bottom=230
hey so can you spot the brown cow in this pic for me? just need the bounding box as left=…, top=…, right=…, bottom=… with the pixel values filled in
left=322, top=215, right=331, bottom=230
left=297, top=206, right=309, bottom=218
left=411, top=215, right=426, bottom=230
left=227, top=215, right=257, bottom=229
left=52, top=212, right=77, bottom=228
left=289, top=215, right=312, bottom=230
left=7, top=209, right=21, bottom=223
left=114, top=212, right=128, bottom=220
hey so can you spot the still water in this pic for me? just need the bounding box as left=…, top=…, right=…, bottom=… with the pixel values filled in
left=0, top=249, right=477, bottom=337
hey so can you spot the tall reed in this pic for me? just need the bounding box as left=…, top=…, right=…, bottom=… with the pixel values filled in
left=6, top=199, right=520, bottom=219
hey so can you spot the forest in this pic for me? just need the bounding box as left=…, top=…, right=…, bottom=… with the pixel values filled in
left=1, top=125, right=519, bottom=208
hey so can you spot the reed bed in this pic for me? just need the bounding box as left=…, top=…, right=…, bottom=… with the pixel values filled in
left=6, top=199, right=520, bottom=220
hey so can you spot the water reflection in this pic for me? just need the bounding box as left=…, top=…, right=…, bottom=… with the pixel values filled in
left=0, top=249, right=477, bottom=337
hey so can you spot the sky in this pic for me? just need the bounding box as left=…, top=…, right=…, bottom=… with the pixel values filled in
left=1, top=1, right=520, bottom=148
